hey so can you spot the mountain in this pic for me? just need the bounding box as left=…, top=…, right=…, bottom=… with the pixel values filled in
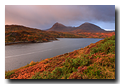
left=5, top=25, right=57, bottom=44
left=47, top=22, right=74, bottom=32
left=5, top=24, right=115, bottom=45
left=5, top=25, right=80, bottom=45
left=48, top=22, right=106, bottom=33
left=72, top=22, right=105, bottom=33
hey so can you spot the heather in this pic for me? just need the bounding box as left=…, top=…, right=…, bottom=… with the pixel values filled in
left=5, top=35, right=115, bottom=79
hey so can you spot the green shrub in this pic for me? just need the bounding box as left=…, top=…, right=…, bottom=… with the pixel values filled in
left=62, top=57, right=90, bottom=75
left=31, top=71, right=54, bottom=79
left=31, top=72, right=41, bottom=79
left=90, top=47, right=99, bottom=54
left=52, top=67, right=63, bottom=78
left=83, top=66, right=104, bottom=79
left=5, top=71, right=15, bottom=79
left=90, top=35, right=115, bottom=54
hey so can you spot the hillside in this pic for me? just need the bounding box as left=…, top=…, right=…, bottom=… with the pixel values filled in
left=72, top=22, right=105, bottom=33
left=47, top=22, right=115, bottom=38
left=48, top=22, right=106, bottom=33
left=47, top=22, right=74, bottom=32
left=5, top=25, right=80, bottom=45
left=5, top=25, right=58, bottom=44
left=5, top=23, right=115, bottom=44
left=5, top=35, right=115, bottom=79
left=5, top=24, right=115, bottom=45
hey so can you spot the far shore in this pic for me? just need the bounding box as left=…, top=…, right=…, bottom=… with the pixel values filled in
left=5, top=39, right=58, bottom=46
left=5, top=37, right=104, bottom=46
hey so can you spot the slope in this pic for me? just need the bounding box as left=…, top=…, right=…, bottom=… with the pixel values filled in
left=72, top=22, right=106, bottom=33
left=48, top=22, right=74, bottom=32
left=5, top=35, right=115, bottom=79
left=48, top=22, right=106, bottom=33
left=5, top=25, right=80, bottom=45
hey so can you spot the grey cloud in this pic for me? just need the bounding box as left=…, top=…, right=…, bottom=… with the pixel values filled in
left=88, top=5, right=115, bottom=22
left=5, top=5, right=115, bottom=29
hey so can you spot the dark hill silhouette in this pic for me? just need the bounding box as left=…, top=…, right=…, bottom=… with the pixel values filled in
left=48, top=22, right=106, bottom=33
left=48, top=22, right=75, bottom=32
left=78, top=22, right=105, bottom=32
left=72, top=22, right=106, bottom=33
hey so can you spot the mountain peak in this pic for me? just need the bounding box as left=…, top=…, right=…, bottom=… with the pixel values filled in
left=79, top=22, right=95, bottom=26
left=48, top=22, right=68, bottom=32
left=54, top=22, right=60, bottom=24
left=77, top=22, right=105, bottom=32
left=48, top=22, right=106, bottom=33
left=53, top=22, right=65, bottom=27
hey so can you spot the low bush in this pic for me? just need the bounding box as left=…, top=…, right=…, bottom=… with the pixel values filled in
left=83, top=66, right=104, bottom=79
left=31, top=57, right=91, bottom=79
left=5, top=71, right=15, bottom=79
left=63, top=57, right=89, bottom=74
left=90, top=35, right=115, bottom=54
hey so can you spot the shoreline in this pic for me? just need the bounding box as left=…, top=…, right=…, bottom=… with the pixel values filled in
left=5, top=35, right=115, bottom=79
left=5, top=38, right=102, bottom=71
left=5, top=37, right=104, bottom=46
left=5, top=39, right=58, bottom=46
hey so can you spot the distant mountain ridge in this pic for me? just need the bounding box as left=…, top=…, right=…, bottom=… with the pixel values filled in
left=5, top=24, right=115, bottom=45
left=48, top=22, right=75, bottom=32
left=47, top=22, right=106, bottom=33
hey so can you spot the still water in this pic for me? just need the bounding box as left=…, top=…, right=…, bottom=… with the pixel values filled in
left=5, top=38, right=102, bottom=71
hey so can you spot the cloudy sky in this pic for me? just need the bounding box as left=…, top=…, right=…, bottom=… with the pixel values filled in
left=5, top=5, right=115, bottom=30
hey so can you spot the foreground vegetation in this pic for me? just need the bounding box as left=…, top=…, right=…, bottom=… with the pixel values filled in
left=5, top=35, right=115, bottom=79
